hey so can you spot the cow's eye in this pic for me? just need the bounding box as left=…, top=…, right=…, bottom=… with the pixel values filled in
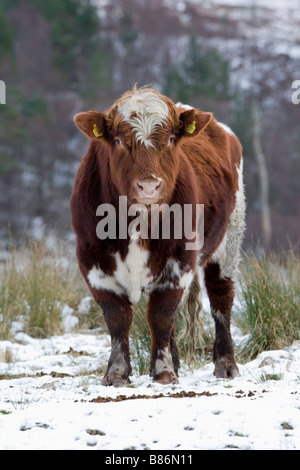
left=115, top=138, right=122, bottom=145
left=169, top=136, right=175, bottom=144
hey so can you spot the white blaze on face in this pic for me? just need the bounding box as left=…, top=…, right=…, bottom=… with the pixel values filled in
left=118, top=90, right=169, bottom=148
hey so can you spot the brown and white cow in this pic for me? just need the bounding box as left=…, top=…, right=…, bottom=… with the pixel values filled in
left=70, top=86, right=245, bottom=386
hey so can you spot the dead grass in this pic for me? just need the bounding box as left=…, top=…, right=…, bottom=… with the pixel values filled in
left=1, top=238, right=298, bottom=367
left=0, top=237, right=92, bottom=339
left=236, top=250, right=300, bottom=360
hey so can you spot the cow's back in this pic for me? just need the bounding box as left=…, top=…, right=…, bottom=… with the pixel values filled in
left=179, top=116, right=244, bottom=266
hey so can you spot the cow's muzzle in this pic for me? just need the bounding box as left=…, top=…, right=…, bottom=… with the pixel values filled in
left=134, top=177, right=163, bottom=203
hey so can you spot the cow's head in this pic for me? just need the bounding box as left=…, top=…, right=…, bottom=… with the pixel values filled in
left=74, top=87, right=212, bottom=205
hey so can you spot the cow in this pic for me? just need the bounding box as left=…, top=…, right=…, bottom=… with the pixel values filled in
left=70, top=86, right=245, bottom=386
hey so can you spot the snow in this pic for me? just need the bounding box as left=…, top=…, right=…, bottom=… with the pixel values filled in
left=0, top=329, right=299, bottom=450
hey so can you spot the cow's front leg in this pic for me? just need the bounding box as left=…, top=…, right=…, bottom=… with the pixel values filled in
left=98, top=293, right=133, bottom=387
left=204, top=262, right=239, bottom=379
left=147, top=288, right=183, bottom=384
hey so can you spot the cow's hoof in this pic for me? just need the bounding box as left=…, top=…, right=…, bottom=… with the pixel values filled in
left=214, top=358, right=239, bottom=379
left=153, top=371, right=179, bottom=385
left=101, top=374, right=130, bottom=387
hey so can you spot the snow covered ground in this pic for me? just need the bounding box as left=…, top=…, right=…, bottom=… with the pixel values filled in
left=0, top=326, right=299, bottom=450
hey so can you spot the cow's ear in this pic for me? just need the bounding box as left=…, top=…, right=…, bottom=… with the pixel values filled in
left=74, top=111, right=107, bottom=139
left=179, top=109, right=212, bottom=137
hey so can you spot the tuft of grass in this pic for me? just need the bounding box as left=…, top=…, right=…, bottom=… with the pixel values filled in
left=176, top=304, right=215, bottom=362
left=131, top=296, right=151, bottom=375
left=281, top=421, right=294, bottom=431
left=237, top=251, right=300, bottom=361
left=0, top=237, right=94, bottom=339
left=259, top=372, right=283, bottom=382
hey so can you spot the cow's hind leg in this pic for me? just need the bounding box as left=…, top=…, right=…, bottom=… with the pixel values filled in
left=204, top=262, right=239, bottom=378
left=147, top=288, right=182, bottom=384
left=98, top=294, right=133, bottom=387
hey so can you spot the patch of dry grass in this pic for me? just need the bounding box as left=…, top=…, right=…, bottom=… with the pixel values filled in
left=0, top=237, right=95, bottom=339
left=237, top=250, right=300, bottom=360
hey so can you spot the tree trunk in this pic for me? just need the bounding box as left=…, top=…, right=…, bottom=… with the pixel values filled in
left=251, top=100, right=272, bottom=249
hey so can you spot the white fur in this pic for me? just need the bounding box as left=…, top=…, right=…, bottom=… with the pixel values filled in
left=154, top=259, right=179, bottom=291
left=155, top=259, right=193, bottom=295
left=87, top=241, right=152, bottom=302
left=212, top=159, right=245, bottom=279
left=175, top=102, right=193, bottom=110
left=151, top=174, right=163, bottom=183
left=88, top=248, right=195, bottom=302
left=87, top=266, right=123, bottom=296
left=169, top=259, right=181, bottom=277
left=118, top=90, right=168, bottom=148
left=217, top=121, right=235, bottom=136
left=155, top=348, right=174, bottom=375
left=179, top=270, right=194, bottom=291
left=114, top=240, right=153, bottom=303
left=212, top=308, right=228, bottom=325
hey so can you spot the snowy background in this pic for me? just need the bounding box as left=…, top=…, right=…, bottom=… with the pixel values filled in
left=1, top=0, right=300, bottom=249
left=0, top=301, right=299, bottom=450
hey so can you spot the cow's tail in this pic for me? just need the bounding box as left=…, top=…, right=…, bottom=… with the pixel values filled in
left=178, top=271, right=204, bottom=366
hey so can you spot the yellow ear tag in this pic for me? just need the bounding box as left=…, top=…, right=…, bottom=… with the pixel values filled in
left=93, top=124, right=103, bottom=137
left=186, top=120, right=196, bottom=134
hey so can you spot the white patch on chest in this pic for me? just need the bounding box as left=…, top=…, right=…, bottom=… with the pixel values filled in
left=87, top=241, right=152, bottom=303
left=118, top=90, right=168, bottom=148
left=87, top=247, right=195, bottom=303
left=114, top=240, right=153, bottom=303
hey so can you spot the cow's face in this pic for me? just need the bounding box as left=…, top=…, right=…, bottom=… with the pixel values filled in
left=74, top=88, right=212, bottom=205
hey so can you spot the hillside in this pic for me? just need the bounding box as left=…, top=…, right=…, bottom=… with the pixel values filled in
left=0, top=0, right=299, bottom=249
